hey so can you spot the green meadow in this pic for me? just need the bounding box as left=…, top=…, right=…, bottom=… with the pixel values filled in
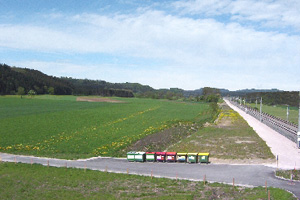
left=248, top=103, right=299, bottom=125
left=0, top=95, right=214, bottom=159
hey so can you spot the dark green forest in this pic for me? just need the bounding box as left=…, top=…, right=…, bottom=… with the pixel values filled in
left=0, top=64, right=73, bottom=95
left=0, top=64, right=139, bottom=97
left=0, top=63, right=218, bottom=101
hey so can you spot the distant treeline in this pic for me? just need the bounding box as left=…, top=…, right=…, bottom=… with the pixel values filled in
left=0, top=64, right=73, bottom=95
left=0, top=64, right=135, bottom=97
left=2, top=63, right=296, bottom=105
left=0, top=63, right=221, bottom=101
left=245, top=92, right=299, bottom=107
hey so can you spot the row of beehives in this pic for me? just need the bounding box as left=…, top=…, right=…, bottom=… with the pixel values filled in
left=127, top=152, right=210, bottom=163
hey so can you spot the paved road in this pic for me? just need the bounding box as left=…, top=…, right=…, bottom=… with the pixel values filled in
left=1, top=153, right=299, bottom=199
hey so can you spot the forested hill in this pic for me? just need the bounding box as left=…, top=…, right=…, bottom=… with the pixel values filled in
left=0, top=64, right=73, bottom=95
left=0, top=63, right=150, bottom=97
left=1, top=63, right=298, bottom=105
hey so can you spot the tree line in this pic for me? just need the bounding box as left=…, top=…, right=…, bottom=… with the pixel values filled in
left=244, top=91, right=299, bottom=107
left=0, top=64, right=134, bottom=97
left=1, top=63, right=223, bottom=102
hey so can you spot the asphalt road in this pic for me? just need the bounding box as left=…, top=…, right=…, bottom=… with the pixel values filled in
left=1, top=153, right=299, bottom=199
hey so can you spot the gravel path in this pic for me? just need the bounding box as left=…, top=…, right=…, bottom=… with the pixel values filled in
left=225, top=99, right=300, bottom=170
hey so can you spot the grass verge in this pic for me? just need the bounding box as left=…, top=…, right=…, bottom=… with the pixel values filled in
left=276, top=169, right=300, bottom=181
left=0, top=162, right=295, bottom=200
left=167, top=102, right=274, bottom=160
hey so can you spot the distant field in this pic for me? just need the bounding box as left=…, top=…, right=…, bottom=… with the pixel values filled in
left=0, top=95, right=214, bottom=159
left=248, top=103, right=298, bottom=125
left=0, top=162, right=295, bottom=200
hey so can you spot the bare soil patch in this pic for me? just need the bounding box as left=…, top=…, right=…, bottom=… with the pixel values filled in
left=76, top=97, right=125, bottom=103
left=127, top=123, right=200, bottom=152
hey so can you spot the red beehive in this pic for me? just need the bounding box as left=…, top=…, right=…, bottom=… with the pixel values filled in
left=166, top=152, right=177, bottom=162
left=156, top=152, right=166, bottom=162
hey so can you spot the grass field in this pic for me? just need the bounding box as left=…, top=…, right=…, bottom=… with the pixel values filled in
left=167, top=102, right=274, bottom=160
left=0, top=95, right=215, bottom=159
left=247, top=103, right=299, bottom=125
left=0, top=162, right=295, bottom=200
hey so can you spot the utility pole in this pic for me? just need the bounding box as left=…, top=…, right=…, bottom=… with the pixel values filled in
left=255, top=99, right=258, bottom=108
left=287, top=105, right=289, bottom=121
left=260, top=97, right=262, bottom=122
left=297, top=91, right=300, bottom=148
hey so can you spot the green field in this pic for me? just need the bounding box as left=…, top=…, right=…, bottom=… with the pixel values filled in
left=0, top=162, right=295, bottom=200
left=0, top=95, right=215, bottom=159
left=247, top=103, right=299, bottom=125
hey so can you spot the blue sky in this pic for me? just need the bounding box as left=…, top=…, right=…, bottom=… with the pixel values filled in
left=0, top=0, right=300, bottom=91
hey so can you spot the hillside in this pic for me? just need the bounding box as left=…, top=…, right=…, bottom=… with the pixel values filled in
left=0, top=64, right=73, bottom=95
left=0, top=64, right=141, bottom=97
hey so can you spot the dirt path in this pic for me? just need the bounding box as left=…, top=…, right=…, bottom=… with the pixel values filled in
left=225, top=99, right=300, bottom=169
left=76, top=97, right=125, bottom=103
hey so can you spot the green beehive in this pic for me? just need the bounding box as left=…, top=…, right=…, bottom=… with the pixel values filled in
left=127, top=151, right=136, bottom=162
left=134, top=152, right=146, bottom=162
left=187, top=153, right=198, bottom=163
left=198, top=153, right=210, bottom=164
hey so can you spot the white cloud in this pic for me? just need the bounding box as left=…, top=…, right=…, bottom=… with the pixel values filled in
left=172, top=0, right=300, bottom=31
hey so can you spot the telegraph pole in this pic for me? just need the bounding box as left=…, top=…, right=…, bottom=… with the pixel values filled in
left=297, top=91, right=300, bottom=148
left=260, top=97, right=262, bottom=122
left=287, top=105, right=289, bottom=121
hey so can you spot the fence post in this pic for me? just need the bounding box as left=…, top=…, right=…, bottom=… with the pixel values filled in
left=265, top=180, right=267, bottom=192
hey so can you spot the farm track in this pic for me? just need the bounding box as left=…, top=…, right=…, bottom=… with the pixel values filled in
left=1, top=152, right=299, bottom=199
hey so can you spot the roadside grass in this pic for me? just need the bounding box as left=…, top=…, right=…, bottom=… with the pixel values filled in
left=167, top=102, right=274, bottom=160
left=276, top=169, right=300, bottom=181
left=0, top=162, right=295, bottom=200
left=247, top=103, right=298, bottom=125
left=0, top=95, right=214, bottom=159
